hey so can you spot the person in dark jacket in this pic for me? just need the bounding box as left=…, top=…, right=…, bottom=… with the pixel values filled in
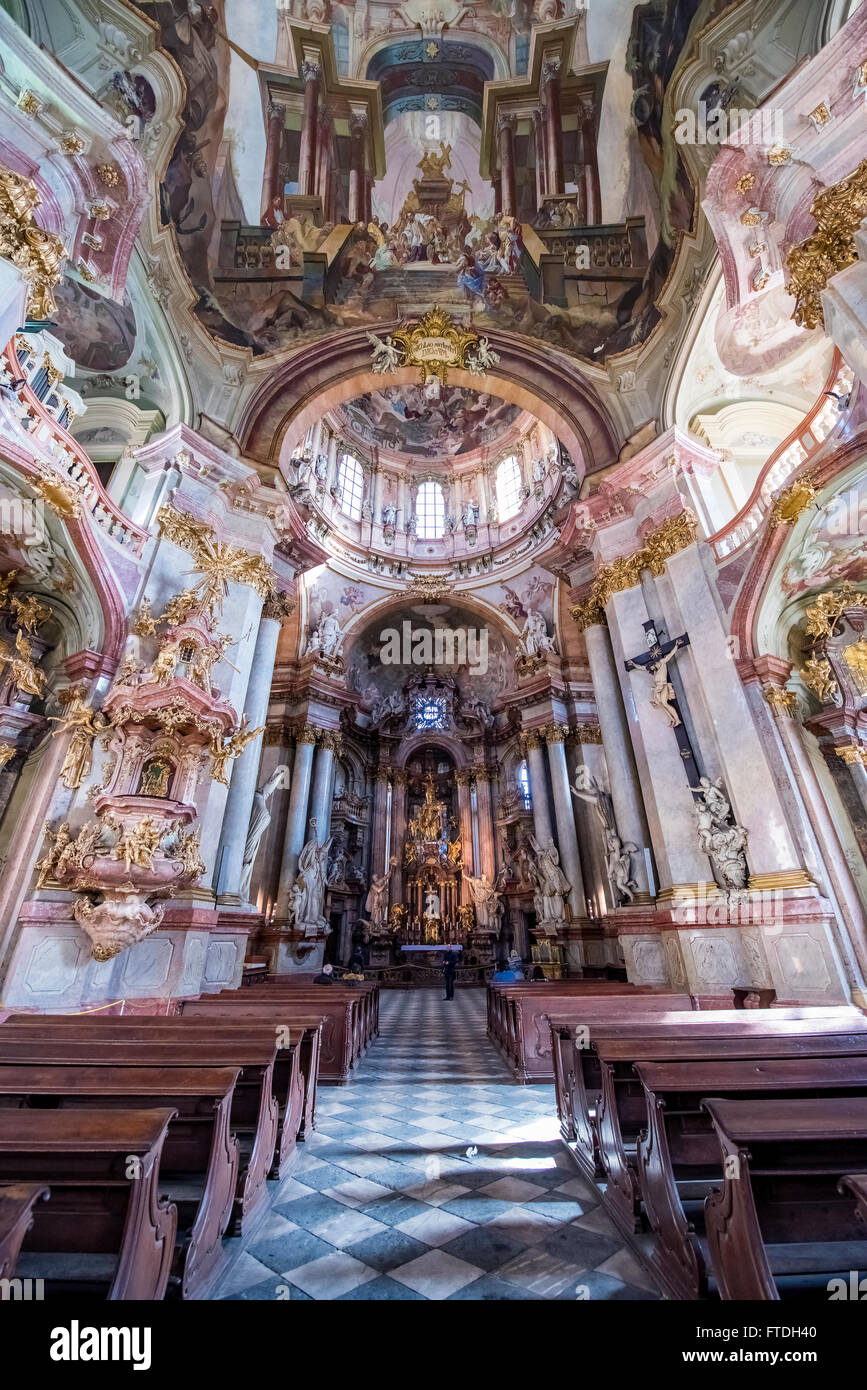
left=441, top=950, right=457, bottom=1001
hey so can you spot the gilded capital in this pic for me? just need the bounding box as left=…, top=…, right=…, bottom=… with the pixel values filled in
left=542, top=722, right=568, bottom=744
left=295, top=724, right=318, bottom=745
left=455, top=769, right=475, bottom=787
left=577, top=722, right=603, bottom=744
left=762, top=685, right=798, bottom=717
left=519, top=730, right=542, bottom=754
left=572, top=509, right=699, bottom=626
left=319, top=731, right=343, bottom=755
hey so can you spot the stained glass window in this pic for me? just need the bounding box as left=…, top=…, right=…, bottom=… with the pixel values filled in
left=413, top=695, right=447, bottom=730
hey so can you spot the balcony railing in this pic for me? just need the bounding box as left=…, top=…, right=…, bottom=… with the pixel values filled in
left=708, top=352, right=853, bottom=562
left=2, top=340, right=148, bottom=557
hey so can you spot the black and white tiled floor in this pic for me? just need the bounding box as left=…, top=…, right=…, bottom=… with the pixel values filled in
left=214, top=988, right=660, bottom=1301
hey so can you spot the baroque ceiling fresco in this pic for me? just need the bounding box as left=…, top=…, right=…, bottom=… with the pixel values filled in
left=146, top=0, right=723, bottom=364
left=334, top=384, right=522, bottom=456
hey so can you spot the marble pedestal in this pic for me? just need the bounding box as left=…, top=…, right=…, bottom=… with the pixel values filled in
left=615, top=889, right=854, bottom=1004
left=1, top=900, right=252, bottom=1009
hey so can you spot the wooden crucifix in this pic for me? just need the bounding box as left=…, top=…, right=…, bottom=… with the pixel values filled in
left=624, top=620, right=701, bottom=787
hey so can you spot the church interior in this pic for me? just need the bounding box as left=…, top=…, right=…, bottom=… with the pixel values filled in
left=0, top=0, right=867, bottom=1324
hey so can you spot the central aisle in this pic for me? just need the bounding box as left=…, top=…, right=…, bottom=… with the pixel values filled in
left=217, top=989, right=659, bottom=1300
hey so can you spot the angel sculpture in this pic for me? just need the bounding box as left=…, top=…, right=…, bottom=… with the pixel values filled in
left=49, top=698, right=110, bottom=790
left=209, top=715, right=265, bottom=786
left=367, top=332, right=405, bottom=374
left=466, top=336, right=500, bottom=373
left=1, top=629, right=46, bottom=697
left=36, top=821, right=72, bottom=888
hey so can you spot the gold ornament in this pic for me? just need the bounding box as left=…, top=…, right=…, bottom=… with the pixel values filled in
left=48, top=697, right=109, bottom=790
left=0, top=163, right=67, bottom=320
left=17, top=90, right=39, bottom=117
left=800, top=656, right=838, bottom=704
left=803, top=583, right=867, bottom=640
left=10, top=590, right=51, bottom=633
left=157, top=505, right=275, bottom=618
left=0, top=743, right=17, bottom=770
left=33, top=469, right=81, bottom=519
left=208, top=715, right=265, bottom=785
left=139, top=757, right=173, bottom=797
left=735, top=172, right=756, bottom=195
left=843, top=639, right=867, bottom=693
left=571, top=510, right=698, bottom=627
left=113, top=818, right=162, bottom=873
left=59, top=133, right=86, bottom=156
left=0, top=628, right=46, bottom=697
left=762, top=685, right=798, bottom=715
left=389, top=308, right=495, bottom=387
left=835, top=743, right=867, bottom=767
left=786, top=158, right=867, bottom=328
left=769, top=475, right=816, bottom=526
left=95, top=163, right=120, bottom=187
left=406, top=573, right=450, bottom=601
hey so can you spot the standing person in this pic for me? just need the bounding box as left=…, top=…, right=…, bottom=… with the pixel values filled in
left=441, top=949, right=457, bottom=1001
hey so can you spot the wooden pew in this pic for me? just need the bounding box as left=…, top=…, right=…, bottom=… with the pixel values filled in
left=184, top=993, right=357, bottom=1084
left=4, top=1012, right=318, bottom=1151
left=634, top=1055, right=867, bottom=1299
left=0, top=1109, right=177, bottom=1300
left=588, top=1022, right=867, bottom=1241
left=550, top=1007, right=866, bottom=1163
left=0, top=1063, right=239, bottom=1300
left=702, top=1097, right=867, bottom=1299
left=0, top=1183, right=49, bottom=1283
left=257, top=978, right=380, bottom=1053
left=0, top=1035, right=278, bottom=1237
left=241, top=956, right=269, bottom=986
left=839, top=1173, right=867, bottom=1226
left=487, top=982, right=699, bottom=1080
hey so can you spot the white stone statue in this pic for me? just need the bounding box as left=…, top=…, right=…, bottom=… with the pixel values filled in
left=517, top=608, right=558, bottom=659
left=424, top=888, right=441, bottom=918
left=464, top=870, right=504, bottom=931
left=466, top=337, right=499, bottom=373
left=288, top=819, right=333, bottom=934
left=462, top=500, right=477, bottom=527
left=691, top=777, right=749, bottom=894
left=367, top=331, right=404, bottom=373
left=689, top=776, right=732, bottom=825
left=365, top=861, right=395, bottom=930
left=306, top=610, right=343, bottom=659
left=532, top=457, right=546, bottom=484
left=382, top=501, right=397, bottom=528
left=239, top=764, right=290, bottom=901
left=571, top=764, right=638, bottom=905
left=528, top=835, right=571, bottom=924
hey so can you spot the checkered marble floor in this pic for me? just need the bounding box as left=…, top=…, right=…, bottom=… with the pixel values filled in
left=213, top=989, right=660, bottom=1301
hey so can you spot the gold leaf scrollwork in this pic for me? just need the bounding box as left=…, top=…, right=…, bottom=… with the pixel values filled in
left=786, top=158, right=867, bottom=329
left=571, top=510, right=698, bottom=629
left=0, top=163, right=68, bottom=321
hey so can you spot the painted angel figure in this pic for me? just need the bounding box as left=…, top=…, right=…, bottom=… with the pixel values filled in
left=466, top=336, right=500, bottom=373
left=367, top=332, right=404, bottom=374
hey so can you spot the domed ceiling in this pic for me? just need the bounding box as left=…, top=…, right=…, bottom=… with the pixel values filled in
left=334, top=385, right=523, bottom=457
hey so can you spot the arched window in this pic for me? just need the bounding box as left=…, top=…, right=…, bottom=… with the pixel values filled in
left=415, top=481, right=445, bottom=539
left=517, top=760, right=531, bottom=809
left=496, top=454, right=523, bottom=521
left=337, top=452, right=364, bottom=521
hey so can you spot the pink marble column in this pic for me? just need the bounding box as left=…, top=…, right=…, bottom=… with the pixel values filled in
left=298, top=60, right=321, bottom=197
left=474, top=768, right=497, bottom=879
left=348, top=110, right=368, bottom=224
left=579, top=96, right=601, bottom=225
left=532, top=107, right=547, bottom=210
left=261, top=101, right=286, bottom=220
left=456, top=771, right=474, bottom=898
left=542, top=57, right=564, bottom=196
left=497, top=112, right=517, bottom=218
left=315, top=109, right=332, bottom=207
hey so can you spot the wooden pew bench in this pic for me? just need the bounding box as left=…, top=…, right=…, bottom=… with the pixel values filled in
left=257, top=979, right=380, bottom=1054
left=0, top=1109, right=177, bottom=1300
left=550, top=1008, right=867, bottom=1174
left=3, top=1012, right=313, bottom=1168
left=0, top=1034, right=279, bottom=1238
left=0, top=1063, right=239, bottom=1300
left=702, top=1097, right=867, bottom=1300
left=185, top=993, right=356, bottom=1084
left=634, top=1054, right=867, bottom=1299
left=588, top=1022, right=867, bottom=1243
left=488, top=983, right=698, bottom=1081
left=0, top=1183, right=49, bottom=1284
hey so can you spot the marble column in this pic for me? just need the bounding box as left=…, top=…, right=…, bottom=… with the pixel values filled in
left=391, top=770, right=408, bottom=904
left=348, top=110, right=368, bottom=223
left=522, top=730, right=555, bottom=848
left=372, top=464, right=384, bottom=524
left=309, top=733, right=339, bottom=844
left=544, top=725, right=588, bottom=919
left=261, top=102, right=285, bottom=220
left=215, top=606, right=282, bottom=904
left=581, top=620, right=653, bottom=899
left=315, top=109, right=332, bottom=206
left=542, top=57, right=564, bottom=196
left=836, top=747, right=867, bottom=819
left=274, top=726, right=317, bottom=916
left=604, top=582, right=711, bottom=893
left=532, top=107, right=547, bottom=210
left=298, top=59, right=321, bottom=197
left=763, top=683, right=867, bottom=993
left=456, top=771, right=475, bottom=892
left=497, top=112, right=517, bottom=218
left=370, top=767, right=391, bottom=876
left=474, top=768, right=497, bottom=879
left=579, top=97, right=601, bottom=224
left=397, top=471, right=408, bottom=530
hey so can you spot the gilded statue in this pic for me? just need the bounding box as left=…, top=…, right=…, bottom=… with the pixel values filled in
left=113, top=817, right=162, bottom=873
left=0, top=629, right=46, bottom=698
left=49, top=697, right=110, bottom=790
left=416, top=142, right=452, bottom=178
left=209, top=714, right=265, bottom=786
